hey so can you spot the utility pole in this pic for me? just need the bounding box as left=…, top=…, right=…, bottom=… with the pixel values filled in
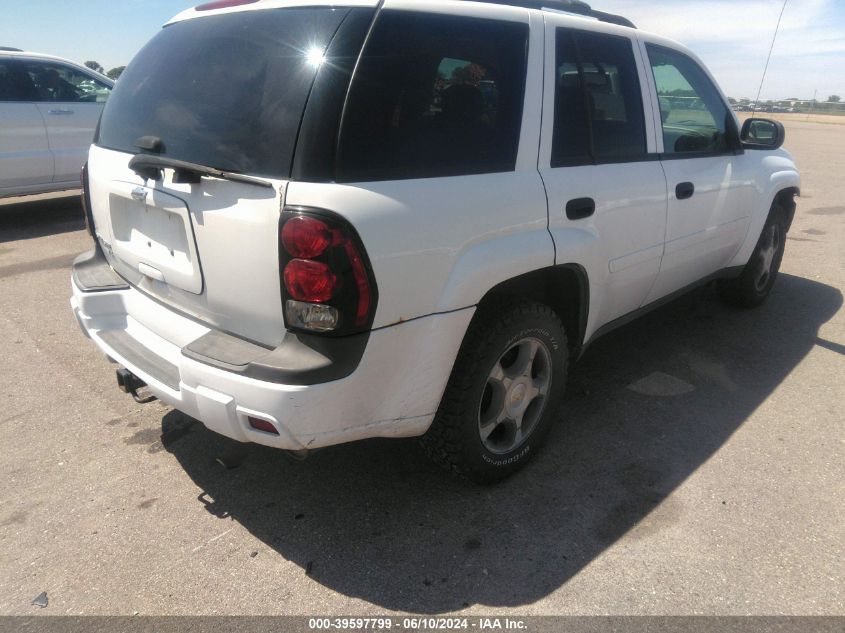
left=807, top=89, right=817, bottom=121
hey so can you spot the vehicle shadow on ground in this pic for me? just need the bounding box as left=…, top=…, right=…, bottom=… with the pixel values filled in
left=161, top=273, right=841, bottom=613
left=0, top=194, right=84, bottom=243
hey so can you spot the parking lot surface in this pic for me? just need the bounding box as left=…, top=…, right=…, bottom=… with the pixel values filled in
left=0, top=120, right=842, bottom=616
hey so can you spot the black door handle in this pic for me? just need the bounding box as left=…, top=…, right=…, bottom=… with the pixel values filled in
left=566, top=197, right=595, bottom=220
left=676, top=182, right=695, bottom=200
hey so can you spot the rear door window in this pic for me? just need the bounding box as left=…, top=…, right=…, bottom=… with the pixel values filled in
left=552, top=29, right=646, bottom=166
left=336, top=10, right=528, bottom=182
left=96, top=8, right=350, bottom=178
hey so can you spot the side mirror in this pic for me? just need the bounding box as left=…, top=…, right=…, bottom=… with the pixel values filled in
left=740, top=117, right=785, bottom=150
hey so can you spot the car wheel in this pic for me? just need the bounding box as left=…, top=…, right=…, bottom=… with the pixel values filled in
left=718, top=210, right=786, bottom=308
left=421, top=301, right=568, bottom=484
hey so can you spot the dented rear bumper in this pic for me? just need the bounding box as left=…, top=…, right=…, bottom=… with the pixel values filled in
left=70, top=251, right=473, bottom=450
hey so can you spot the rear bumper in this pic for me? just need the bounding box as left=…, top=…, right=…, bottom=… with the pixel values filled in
left=71, top=254, right=474, bottom=450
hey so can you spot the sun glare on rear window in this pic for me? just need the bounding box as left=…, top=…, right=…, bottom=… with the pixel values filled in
left=305, top=46, right=326, bottom=67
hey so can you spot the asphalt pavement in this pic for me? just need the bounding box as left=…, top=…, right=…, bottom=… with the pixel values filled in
left=0, top=120, right=842, bottom=616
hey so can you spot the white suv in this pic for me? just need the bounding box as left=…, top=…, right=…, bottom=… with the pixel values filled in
left=70, top=0, right=799, bottom=483
left=0, top=49, right=113, bottom=198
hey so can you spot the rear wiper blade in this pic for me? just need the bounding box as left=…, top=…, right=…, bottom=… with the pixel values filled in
left=128, top=154, right=274, bottom=189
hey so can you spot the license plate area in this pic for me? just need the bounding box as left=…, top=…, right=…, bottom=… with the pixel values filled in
left=108, top=182, right=203, bottom=294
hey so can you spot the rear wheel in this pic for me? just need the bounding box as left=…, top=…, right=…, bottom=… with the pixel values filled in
left=718, top=211, right=786, bottom=308
left=422, top=301, right=568, bottom=484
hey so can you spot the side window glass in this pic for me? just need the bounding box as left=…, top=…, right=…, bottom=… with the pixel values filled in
left=71, top=69, right=112, bottom=104
left=646, top=45, right=732, bottom=155
left=24, top=62, right=111, bottom=103
left=0, top=60, right=38, bottom=101
left=337, top=11, right=528, bottom=181
left=552, top=31, right=590, bottom=164
left=553, top=29, right=646, bottom=166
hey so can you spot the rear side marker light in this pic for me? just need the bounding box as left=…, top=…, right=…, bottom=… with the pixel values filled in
left=248, top=417, right=279, bottom=435
left=343, top=241, right=372, bottom=326
left=196, top=0, right=259, bottom=10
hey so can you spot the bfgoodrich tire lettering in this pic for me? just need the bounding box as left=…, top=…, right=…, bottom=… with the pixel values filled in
left=422, top=301, right=568, bottom=483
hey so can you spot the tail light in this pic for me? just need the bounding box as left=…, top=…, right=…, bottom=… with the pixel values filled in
left=80, top=163, right=96, bottom=240
left=284, top=259, right=337, bottom=303
left=279, top=207, right=377, bottom=336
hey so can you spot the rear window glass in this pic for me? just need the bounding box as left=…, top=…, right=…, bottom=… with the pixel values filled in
left=96, top=8, right=349, bottom=178
left=336, top=10, right=528, bottom=182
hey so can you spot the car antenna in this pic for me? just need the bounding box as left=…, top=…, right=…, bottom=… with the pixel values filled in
left=751, top=0, right=788, bottom=120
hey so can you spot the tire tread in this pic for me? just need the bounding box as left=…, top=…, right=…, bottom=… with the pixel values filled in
left=421, top=300, right=567, bottom=483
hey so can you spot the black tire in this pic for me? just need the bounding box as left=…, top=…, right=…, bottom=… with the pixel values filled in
left=717, top=209, right=786, bottom=308
left=421, top=300, right=568, bottom=484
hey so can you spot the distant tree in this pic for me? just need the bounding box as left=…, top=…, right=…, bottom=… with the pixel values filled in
left=107, top=66, right=126, bottom=80
left=827, top=95, right=841, bottom=103
left=84, top=60, right=104, bottom=74
left=785, top=97, right=799, bottom=101
left=727, top=97, right=737, bottom=104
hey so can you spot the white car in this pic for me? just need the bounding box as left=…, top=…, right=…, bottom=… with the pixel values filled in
left=70, top=0, right=799, bottom=483
left=0, top=48, right=113, bottom=198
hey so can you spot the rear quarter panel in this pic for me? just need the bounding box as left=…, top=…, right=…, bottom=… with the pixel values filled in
left=285, top=2, right=552, bottom=329
left=284, top=172, right=552, bottom=328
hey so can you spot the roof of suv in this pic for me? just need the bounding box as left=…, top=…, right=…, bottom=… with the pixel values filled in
left=467, top=0, right=634, bottom=27
left=168, top=0, right=634, bottom=29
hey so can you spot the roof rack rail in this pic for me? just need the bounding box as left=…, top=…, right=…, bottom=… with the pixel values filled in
left=0, top=46, right=24, bottom=52
left=465, top=0, right=636, bottom=29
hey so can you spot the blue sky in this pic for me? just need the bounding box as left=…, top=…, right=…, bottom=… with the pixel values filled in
left=1, top=0, right=843, bottom=101
left=602, top=0, right=845, bottom=101
left=0, top=0, right=197, bottom=70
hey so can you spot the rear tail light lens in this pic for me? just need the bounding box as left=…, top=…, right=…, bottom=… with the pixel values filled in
left=281, top=216, right=331, bottom=259
left=279, top=208, right=377, bottom=336
left=283, top=259, right=337, bottom=303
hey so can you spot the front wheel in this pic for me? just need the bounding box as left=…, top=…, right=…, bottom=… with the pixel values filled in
left=421, top=301, right=568, bottom=484
left=718, top=212, right=786, bottom=308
